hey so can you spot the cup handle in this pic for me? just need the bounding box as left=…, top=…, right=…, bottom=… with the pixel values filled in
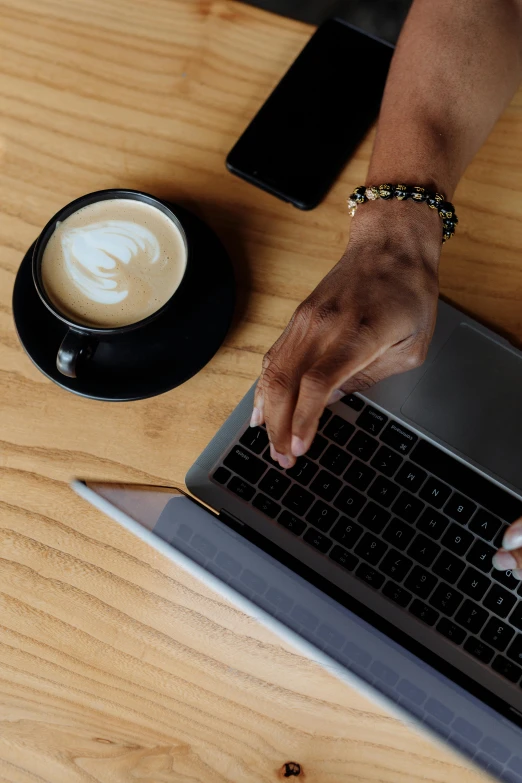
left=56, top=329, right=96, bottom=378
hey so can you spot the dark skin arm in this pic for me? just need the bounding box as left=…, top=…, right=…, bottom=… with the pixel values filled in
left=252, top=0, right=522, bottom=471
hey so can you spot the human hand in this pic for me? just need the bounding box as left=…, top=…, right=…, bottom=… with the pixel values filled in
left=251, top=200, right=443, bottom=468
left=493, top=520, right=522, bottom=579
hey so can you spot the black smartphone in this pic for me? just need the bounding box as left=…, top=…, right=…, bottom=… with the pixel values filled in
left=226, top=19, right=394, bottom=210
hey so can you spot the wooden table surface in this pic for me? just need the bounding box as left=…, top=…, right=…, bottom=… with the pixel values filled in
left=1, top=0, right=521, bottom=780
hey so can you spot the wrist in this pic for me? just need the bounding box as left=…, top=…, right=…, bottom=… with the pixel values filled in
left=348, top=198, right=443, bottom=272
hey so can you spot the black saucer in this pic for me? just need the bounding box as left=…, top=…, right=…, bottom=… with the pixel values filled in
left=13, top=203, right=236, bottom=401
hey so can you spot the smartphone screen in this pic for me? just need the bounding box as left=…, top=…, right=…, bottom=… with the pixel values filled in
left=226, top=19, right=394, bottom=209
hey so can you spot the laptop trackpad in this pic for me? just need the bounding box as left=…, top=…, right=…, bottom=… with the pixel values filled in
left=401, top=324, right=522, bottom=491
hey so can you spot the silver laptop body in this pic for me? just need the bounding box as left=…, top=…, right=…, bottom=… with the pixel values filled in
left=182, top=298, right=522, bottom=779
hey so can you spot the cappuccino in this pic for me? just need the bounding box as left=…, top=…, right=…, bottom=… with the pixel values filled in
left=41, top=199, right=187, bottom=328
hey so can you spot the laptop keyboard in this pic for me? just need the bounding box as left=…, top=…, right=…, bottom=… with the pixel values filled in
left=212, top=395, right=522, bottom=685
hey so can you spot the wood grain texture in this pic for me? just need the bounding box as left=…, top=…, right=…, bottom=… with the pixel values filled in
left=1, top=0, right=519, bottom=779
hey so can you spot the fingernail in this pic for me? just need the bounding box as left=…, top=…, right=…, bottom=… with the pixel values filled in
left=513, top=569, right=522, bottom=581
left=277, top=454, right=292, bottom=469
left=503, top=521, right=522, bottom=551
left=492, top=550, right=517, bottom=571
left=327, top=389, right=344, bottom=405
left=250, top=407, right=262, bottom=427
left=291, top=435, right=306, bottom=458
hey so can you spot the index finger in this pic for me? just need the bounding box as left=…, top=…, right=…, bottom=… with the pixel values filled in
left=289, top=340, right=386, bottom=457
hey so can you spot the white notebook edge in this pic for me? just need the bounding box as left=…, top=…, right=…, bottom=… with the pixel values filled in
left=71, top=479, right=479, bottom=773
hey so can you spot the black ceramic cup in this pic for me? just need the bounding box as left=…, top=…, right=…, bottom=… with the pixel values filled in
left=32, top=188, right=189, bottom=378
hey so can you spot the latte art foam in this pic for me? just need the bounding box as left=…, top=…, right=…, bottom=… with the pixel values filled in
left=61, top=220, right=161, bottom=305
left=41, top=199, right=187, bottom=328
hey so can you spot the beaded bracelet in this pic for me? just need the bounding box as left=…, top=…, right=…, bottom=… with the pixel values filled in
left=347, top=184, right=458, bottom=243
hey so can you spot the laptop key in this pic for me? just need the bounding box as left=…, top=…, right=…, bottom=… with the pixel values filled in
left=282, top=485, right=314, bottom=515
left=469, top=509, right=502, bottom=543
left=464, top=636, right=494, bottom=664
left=355, top=532, right=387, bottom=566
left=259, top=468, right=291, bottom=500
left=380, top=421, right=417, bottom=455
left=252, top=493, right=280, bottom=518
left=393, top=491, right=424, bottom=523
left=404, top=566, right=437, bottom=599
left=287, top=457, right=318, bottom=486
left=318, top=409, right=332, bottom=430
left=506, top=635, right=522, bottom=665
left=307, top=433, right=328, bottom=460
left=407, top=534, right=440, bottom=567
left=509, top=602, right=522, bottom=632
left=228, top=476, right=255, bottom=501
left=357, top=406, right=388, bottom=436
left=224, top=446, right=267, bottom=484
left=445, top=493, right=476, bottom=525
left=329, top=545, right=358, bottom=571
left=213, top=466, right=231, bottom=484
left=493, top=568, right=521, bottom=591
left=263, top=446, right=283, bottom=470
left=411, top=439, right=522, bottom=522
left=341, top=394, right=364, bottom=412
left=310, top=470, right=342, bottom=502
left=303, top=527, right=332, bottom=553
left=466, top=540, right=496, bottom=573
left=370, top=446, right=402, bottom=477
left=437, top=618, right=466, bottom=645
left=323, top=415, right=355, bottom=446
left=492, top=655, right=522, bottom=683
left=333, top=486, right=366, bottom=517
left=347, top=431, right=379, bottom=461
left=494, top=525, right=508, bottom=550
left=419, top=477, right=452, bottom=509
left=240, top=426, right=269, bottom=454
left=457, top=567, right=490, bottom=601
left=382, top=518, right=415, bottom=551
left=344, top=460, right=376, bottom=491
left=395, top=462, right=427, bottom=493
left=433, top=550, right=465, bottom=584
left=278, top=511, right=306, bottom=536
left=358, top=502, right=391, bottom=534
left=319, top=444, right=351, bottom=476
left=442, top=524, right=473, bottom=556
left=368, top=476, right=400, bottom=508
left=331, top=518, right=363, bottom=548
left=383, top=581, right=412, bottom=607
left=429, top=583, right=463, bottom=616
left=409, top=599, right=439, bottom=626
left=355, top=562, right=385, bottom=589
left=380, top=549, right=413, bottom=582
left=483, top=584, right=517, bottom=619
left=455, top=600, right=489, bottom=634
left=306, top=500, right=338, bottom=532
left=416, top=507, right=449, bottom=540
left=480, top=618, right=515, bottom=652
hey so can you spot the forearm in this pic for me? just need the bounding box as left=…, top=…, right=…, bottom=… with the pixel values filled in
left=367, top=0, right=522, bottom=197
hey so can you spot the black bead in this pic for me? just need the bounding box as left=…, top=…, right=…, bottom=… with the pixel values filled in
left=378, top=183, right=394, bottom=200
left=351, top=186, right=367, bottom=204
left=443, top=219, right=457, bottom=233
left=438, top=201, right=455, bottom=220
left=427, top=192, right=444, bottom=210
left=394, top=184, right=412, bottom=201
left=411, top=186, right=427, bottom=202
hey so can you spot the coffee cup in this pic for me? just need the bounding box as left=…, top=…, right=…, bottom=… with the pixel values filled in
left=32, top=189, right=189, bottom=378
